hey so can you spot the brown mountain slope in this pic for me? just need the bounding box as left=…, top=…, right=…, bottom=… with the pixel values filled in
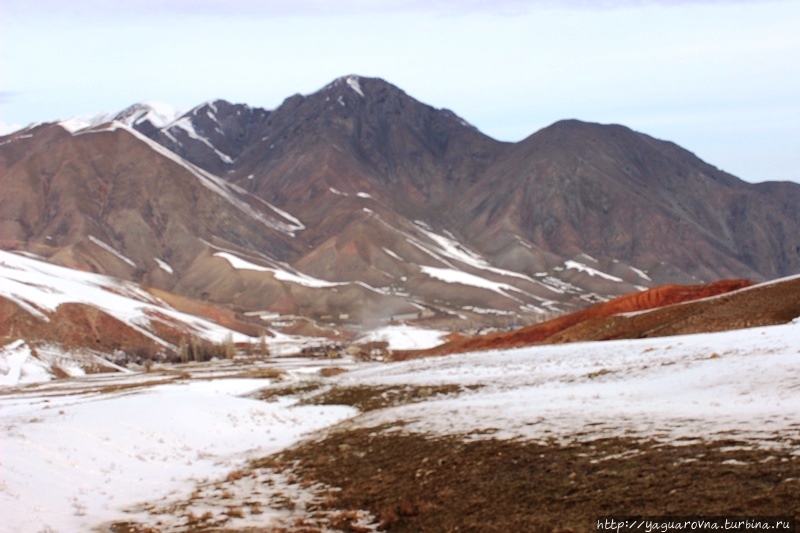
left=0, top=117, right=579, bottom=324
left=402, top=279, right=756, bottom=357
left=0, top=296, right=169, bottom=362
left=548, top=275, right=800, bottom=344
left=460, top=120, right=800, bottom=283
left=231, top=76, right=506, bottom=222
left=0, top=122, right=299, bottom=277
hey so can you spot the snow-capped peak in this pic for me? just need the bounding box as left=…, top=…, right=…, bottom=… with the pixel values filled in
left=346, top=75, right=365, bottom=97
left=114, top=101, right=183, bottom=129
left=57, top=101, right=183, bottom=134
left=321, top=75, right=367, bottom=98
left=58, top=110, right=116, bottom=133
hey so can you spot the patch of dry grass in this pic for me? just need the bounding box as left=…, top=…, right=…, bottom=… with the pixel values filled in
left=279, top=430, right=800, bottom=532
left=252, top=382, right=325, bottom=402
left=227, top=367, right=286, bottom=380
left=299, top=383, right=477, bottom=412
left=319, top=367, right=349, bottom=378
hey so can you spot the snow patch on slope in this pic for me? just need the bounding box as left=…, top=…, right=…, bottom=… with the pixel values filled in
left=115, top=101, right=183, bottom=129
left=0, top=250, right=252, bottom=351
left=421, top=266, right=522, bottom=302
left=57, top=102, right=180, bottom=134
left=346, top=75, right=365, bottom=97
left=410, top=223, right=544, bottom=286
left=0, top=340, right=50, bottom=385
left=0, top=340, right=129, bottom=386
left=214, top=252, right=341, bottom=288
left=356, top=325, right=447, bottom=351
left=170, top=117, right=234, bottom=164
left=629, top=265, right=652, bottom=281
left=88, top=235, right=137, bottom=267
left=154, top=257, right=174, bottom=274
left=564, top=260, right=623, bottom=282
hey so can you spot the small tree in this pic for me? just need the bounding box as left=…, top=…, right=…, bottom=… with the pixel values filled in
left=191, top=336, right=203, bottom=362
left=258, top=334, right=270, bottom=357
left=178, top=338, right=189, bottom=364
left=223, top=333, right=236, bottom=360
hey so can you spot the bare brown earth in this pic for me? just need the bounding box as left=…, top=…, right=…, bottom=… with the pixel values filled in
left=0, top=297, right=166, bottom=359
left=145, top=287, right=267, bottom=338
left=410, top=277, right=800, bottom=358
left=274, top=431, right=800, bottom=533
left=109, top=438, right=800, bottom=533
left=275, top=383, right=799, bottom=531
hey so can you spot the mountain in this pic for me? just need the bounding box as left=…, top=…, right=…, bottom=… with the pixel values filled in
left=2, top=75, right=799, bottom=332
left=460, top=120, right=800, bottom=282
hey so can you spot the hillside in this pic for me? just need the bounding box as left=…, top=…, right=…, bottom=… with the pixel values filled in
left=2, top=75, right=799, bottom=330
left=0, top=250, right=295, bottom=385
left=409, top=276, right=800, bottom=357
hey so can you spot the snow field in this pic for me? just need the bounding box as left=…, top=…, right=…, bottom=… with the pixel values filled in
left=0, top=317, right=797, bottom=530
left=334, top=320, right=800, bottom=445
left=355, top=324, right=448, bottom=351
left=0, top=376, right=355, bottom=532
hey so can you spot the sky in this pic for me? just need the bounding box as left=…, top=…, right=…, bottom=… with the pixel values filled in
left=1, top=0, right=798, bottom=183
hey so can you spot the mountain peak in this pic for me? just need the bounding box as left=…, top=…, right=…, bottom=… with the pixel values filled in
left=114, top=101, right=183, bottom=130
left=56, top=101, right=186, bottom=137
left=338, top=74, right=366, bottom=97
left=317, top=75, right=405, bottom=100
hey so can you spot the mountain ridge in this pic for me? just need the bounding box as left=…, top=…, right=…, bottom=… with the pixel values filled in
left=2, top=74, right=799, bottom=331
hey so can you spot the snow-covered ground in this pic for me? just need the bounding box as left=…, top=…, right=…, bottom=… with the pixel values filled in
left=355, top=324, right=448, bottom=351
left=0, top=361, right=358, bottom=533
left=1, top=320, right=798, bottom=531
left=0, top=340, right=130, bottom=387
left=338, top=319, right=800, bottom=446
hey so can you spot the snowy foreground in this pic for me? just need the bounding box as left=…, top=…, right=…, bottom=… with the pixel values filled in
left=1, top=320, right=799, bottom=532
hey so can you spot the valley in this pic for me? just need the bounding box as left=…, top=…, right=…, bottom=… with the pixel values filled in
left=1, top=317, right=798, bottom=532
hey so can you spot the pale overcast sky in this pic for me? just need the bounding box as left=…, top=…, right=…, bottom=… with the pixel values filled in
left=1, top=0, right=798, bottom=183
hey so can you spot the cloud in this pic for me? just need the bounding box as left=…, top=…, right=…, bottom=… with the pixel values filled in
left=0, top=119, right=23, bottom=136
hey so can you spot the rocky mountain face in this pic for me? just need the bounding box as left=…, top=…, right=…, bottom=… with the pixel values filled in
left=459, top=120, right=800, bottom=282
left=2, top=75, right=799, bottom=331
